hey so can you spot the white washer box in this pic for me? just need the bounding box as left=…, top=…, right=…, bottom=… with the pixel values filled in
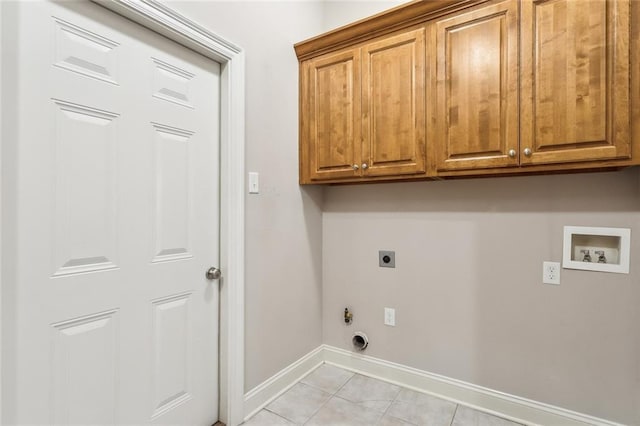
left=563, top=226, right=631, bottom=274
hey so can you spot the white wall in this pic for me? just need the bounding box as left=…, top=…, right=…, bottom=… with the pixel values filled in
left=164, top=1, right=325, bottom=392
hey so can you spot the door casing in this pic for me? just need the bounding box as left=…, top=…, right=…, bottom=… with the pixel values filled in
left=0, top=1, right=247, bottom=425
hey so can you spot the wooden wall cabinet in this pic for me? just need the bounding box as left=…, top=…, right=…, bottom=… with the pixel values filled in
left=295, top=0, right=638, bottom=184
left=305, top=48, right=361, bottom=182
left=300, top=28, right=426, bottom=183
left=519, top=0, right=631, bottom=166
left=434, top=0, right=519, bottom=172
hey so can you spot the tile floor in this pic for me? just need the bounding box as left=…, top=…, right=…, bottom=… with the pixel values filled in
left=242, top=364, right=523, bottom=426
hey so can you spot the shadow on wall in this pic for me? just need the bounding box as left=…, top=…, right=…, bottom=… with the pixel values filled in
left=323, top=167, right=640, bottom=214
left=300, top=184, right=325, bottom=298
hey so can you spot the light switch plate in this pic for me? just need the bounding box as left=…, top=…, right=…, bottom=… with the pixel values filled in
left=248, top=172, right=259, bottom=194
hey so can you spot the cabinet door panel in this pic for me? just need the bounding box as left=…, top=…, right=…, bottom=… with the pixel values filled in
left=307, top=49, right=361, bottom=181
left=520, top=0, right=630, bottom=165
left=435, top=0, right=519, bottom=171
left=362, top=28, right=426, bottom=177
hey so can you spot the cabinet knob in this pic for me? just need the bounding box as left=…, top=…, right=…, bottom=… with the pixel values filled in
left=523, top=148, right=532, bottom=157
left=508, top=149, right=516, bottom=158
left=361, top=163, right=368, bottom=170
left=352, top=164, right=359, bottom=170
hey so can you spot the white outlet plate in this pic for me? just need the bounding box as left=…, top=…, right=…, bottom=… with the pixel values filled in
left=384, top=307, right=395, bottom=326
left=543, top=261, right=561, bottom=285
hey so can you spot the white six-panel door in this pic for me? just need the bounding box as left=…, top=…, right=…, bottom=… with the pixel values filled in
left=8, top=1, right=220, bottom=424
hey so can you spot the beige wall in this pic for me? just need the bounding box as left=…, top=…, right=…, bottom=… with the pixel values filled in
left=323, top=169, right=640, bottom=424
left=165, top=3, right=640, bottom=424
left=321, top=0, right=406, bottom=32
left=164, top=1, right=325, bottom=392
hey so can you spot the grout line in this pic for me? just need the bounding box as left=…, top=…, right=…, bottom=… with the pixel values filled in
left=332, top=370, right=355, bottom=396
left=271, top=363, right=469, bottom=426
left=261, top=408, right=298, bottom=425
left=379, top=383, right=403, bottom=420
left=300, top=386, right=336, bottom=425
left=449, top=404, right=459, bottom=426
left=299, top=365, right=354, bottom=397
left=334, top=366, right=416, bottom=426
left=297, top=379, right=342, bottom=396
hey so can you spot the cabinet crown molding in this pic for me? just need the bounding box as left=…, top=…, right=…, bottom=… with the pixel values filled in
left=294, top=0, right=487, bottom=61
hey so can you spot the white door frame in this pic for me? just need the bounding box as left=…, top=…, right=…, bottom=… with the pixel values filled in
left=0, top=1, right=246, bottom=425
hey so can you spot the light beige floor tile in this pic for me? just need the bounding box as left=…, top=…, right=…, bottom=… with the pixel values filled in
left=306, top=396, right=384, bottom=426
left=301, top=364, right=355, bottom=394
left=386, top=388, right=457, bottom=426
left=377, top=414, right=417, bottom=426
left=242, top=409, right=295, bottom=425
left=451, top=405, right=522, bottom=426
left=335, top=374, right=401, bottom=413
left=266, top=382, right=331, bottom=424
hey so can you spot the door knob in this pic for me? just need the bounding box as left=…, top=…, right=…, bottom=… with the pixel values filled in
left=523, top=148, right=532, bottom=157
left=206, top=267, right=222, bottom=280
left=508, top=149, right=516, bottom=158
left=352, top=164, right=359, bottom=170
left=361, top=163, right=368, bottom=170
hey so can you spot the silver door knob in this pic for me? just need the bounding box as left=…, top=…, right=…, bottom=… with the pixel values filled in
left=206, top=267, right=222, bottom=280
left=352, top=164, right=359, bottom=170
left=508, top=149, right=516, bottom=158
left=523, top=148, right=532, bottom=157
left=361, top=163, right=368, bottom=170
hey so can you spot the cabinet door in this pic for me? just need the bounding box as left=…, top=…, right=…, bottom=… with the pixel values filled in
left=306, top=49, right=361, bottom=181
left=435, top=0, right=519, bottom=172
left=361, top=28, right=426, bottom=177
left=520, top=0, right=630, bottom=165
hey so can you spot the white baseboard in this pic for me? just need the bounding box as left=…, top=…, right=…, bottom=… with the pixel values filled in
left=243, top=346, right=324, bottom=421
left=322, top=345, right=623, bottom=426
left=243, top=344, right=624, bottom=426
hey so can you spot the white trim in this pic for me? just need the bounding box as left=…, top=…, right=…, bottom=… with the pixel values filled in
left=93, top=0, right=241, bottom=63
left=243, top=345, right=624, bottom=426
left=218, top=48, right=246, bottom=426
left=0, top=3, right=3, bottom=421
left=243, top=346, right=325, bottom=421
left=322, top=345, right=623, bottom=426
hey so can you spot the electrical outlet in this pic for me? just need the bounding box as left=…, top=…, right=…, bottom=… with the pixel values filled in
left=379, top=250, right=395, bottom=268
left=384, top=307, right=395, bottom=326
left=543, top=261, right=561, bottom=285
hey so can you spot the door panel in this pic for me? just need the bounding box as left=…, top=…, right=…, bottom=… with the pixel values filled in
left=151, top=293, right=192, bottom=420
left=151, top=123, right=194, bottom=264
left=520, top=0, right=630, bottom=164
left=435, top=0, right=519, bottom=171
left=362, top=28, right=426, bottom=177
left=51, top=100, right=120, bottom=276
left=9, top=2, right=220, bottom=424
left=307, top=49, right=361, bottom=181
left=51, top=310, right=119, bottom=425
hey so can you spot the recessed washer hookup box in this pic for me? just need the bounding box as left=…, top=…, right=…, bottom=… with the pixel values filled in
left=563, top=226, right=631, bottom=274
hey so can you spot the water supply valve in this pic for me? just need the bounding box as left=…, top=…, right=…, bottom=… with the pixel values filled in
left=344, top=307, right=353, bottom=325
